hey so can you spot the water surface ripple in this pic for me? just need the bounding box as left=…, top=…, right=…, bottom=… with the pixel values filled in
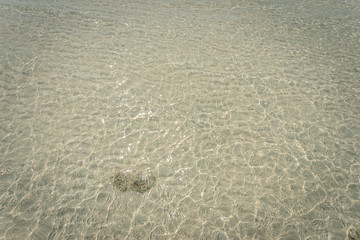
left=1, top=0, right=360, bottom=239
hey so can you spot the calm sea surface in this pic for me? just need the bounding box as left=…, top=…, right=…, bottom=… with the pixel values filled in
left=1, top=0, right=360, bottom=239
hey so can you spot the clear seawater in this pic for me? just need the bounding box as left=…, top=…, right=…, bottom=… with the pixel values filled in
left=1, top=0, right=360, bottom=239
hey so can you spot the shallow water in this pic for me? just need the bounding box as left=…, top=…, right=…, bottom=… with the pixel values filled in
left=1, top=0, right=360, bottom=239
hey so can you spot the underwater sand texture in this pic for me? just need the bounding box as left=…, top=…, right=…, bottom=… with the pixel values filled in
left=1, top=0, right=359, bottom=239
